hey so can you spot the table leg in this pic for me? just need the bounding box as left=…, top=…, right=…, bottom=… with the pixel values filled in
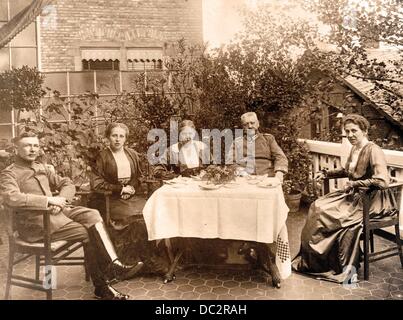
left=162, top=238, right=183, bottom=284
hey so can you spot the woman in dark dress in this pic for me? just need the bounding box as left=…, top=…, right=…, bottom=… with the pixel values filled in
left=90, top=123, right=171, bottom=280
left=292, top=114, right=397, bottom=283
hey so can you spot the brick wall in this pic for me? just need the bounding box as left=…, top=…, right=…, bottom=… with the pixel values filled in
left=39, top=0, right=203, bottom=71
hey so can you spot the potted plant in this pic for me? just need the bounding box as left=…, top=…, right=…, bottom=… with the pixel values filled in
left=269, top=113, right=312, bottom=213
left=281, top=140, right=312, bottom=212
left=301, top=178, right=320, bottom=205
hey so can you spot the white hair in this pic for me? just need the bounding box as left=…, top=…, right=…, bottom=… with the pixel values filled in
left=241, top=112, right=258, bottom=123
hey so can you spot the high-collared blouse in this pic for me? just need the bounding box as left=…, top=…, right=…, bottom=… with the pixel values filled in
left=90, top=147, right=142, bottom=194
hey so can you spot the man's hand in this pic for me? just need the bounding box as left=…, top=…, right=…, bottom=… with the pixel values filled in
left=49, top=205, right=63, bottom=215
left=47, top=196, right=67, bottom=215
left=48, top=196, right=67, bottom=207
left=275, top=171, right=284, bottom=183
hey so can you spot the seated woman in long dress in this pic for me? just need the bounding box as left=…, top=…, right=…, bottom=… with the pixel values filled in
left=292, top=114, right=396, bottom=283
left=89, top=123, right=170, bottom=279
left=153, top=120, right=209, bottom=178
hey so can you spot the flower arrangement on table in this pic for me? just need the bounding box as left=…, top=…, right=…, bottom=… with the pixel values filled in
left=200, top=165, right=237, bottom=185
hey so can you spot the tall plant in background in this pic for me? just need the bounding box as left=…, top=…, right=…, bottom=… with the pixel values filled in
left=0, top=66, right=46, bottom=130
left=301, top=0, right=403, bottom=149
left=192, top=2, right=318, bottom=195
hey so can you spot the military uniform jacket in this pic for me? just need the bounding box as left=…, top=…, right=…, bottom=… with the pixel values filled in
left=229, top=133, right=288, bottom=176
left=0, top=157, right=75, bottom=242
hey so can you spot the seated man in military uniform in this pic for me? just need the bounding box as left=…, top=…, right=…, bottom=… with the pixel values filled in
left=0, top=132, right=143, bottom=299
left=228, top=112, right=288, bottom=288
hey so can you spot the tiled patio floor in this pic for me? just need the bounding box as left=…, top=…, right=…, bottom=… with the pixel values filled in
left=0, top=204, right=402, bottom=300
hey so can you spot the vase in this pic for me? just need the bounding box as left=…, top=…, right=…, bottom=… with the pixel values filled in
left=285, top=192, right=302, bottom=213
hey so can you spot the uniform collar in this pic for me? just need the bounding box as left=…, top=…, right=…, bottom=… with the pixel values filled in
left=14, top=156, right=43, bottom=171
left=244, top=131, right=259, bottom=142
left=14, top=156, right=35, bottom=167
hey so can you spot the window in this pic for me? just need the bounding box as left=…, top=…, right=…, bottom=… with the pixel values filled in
left=0, top=47, right=10, bottom=70
left=82, top=59, right=120, bottom=71
left=9, top=0, right=31, bottom=18
left=127, top=48, right=163, bottom=71
left=127, top=58, right=163, bottom=71
left=0, top=0, right=8, bottom=22
left=0, top=0, right=38, bottom=142
left=80, top=48, right=121, bottom=71
left=0, top=5, right=38, bottom=71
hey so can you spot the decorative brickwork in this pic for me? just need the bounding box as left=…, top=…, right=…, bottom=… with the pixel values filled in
left=39, top=0, right=203, bottom=71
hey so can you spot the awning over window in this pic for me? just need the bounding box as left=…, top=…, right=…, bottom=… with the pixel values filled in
left=81, top=49, right=121, bottom=61
left=0, top=0, right=54, bottom=48
left=127, top=48, right=163, bottom=61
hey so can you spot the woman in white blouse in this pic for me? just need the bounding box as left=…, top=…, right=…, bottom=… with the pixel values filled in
left=154, top=120, right=209, bottom=178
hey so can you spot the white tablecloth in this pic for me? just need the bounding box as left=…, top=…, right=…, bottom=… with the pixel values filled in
left=142, top=177, right=291, bottom=278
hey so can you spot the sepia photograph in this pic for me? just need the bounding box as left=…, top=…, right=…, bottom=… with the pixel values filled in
left=0, top=0, right=402, bottom=308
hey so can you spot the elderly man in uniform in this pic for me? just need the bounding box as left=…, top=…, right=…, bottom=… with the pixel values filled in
left=228, top=112, right=288, bottom=288
left=0, top=132, right=143, bottom=300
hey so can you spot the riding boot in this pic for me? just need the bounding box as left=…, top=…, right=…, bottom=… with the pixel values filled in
left=88, top=222, right=144, bottom=281
left=83, top=241, right=131, bottom=300
left=94, top=283, right=131, bottom=300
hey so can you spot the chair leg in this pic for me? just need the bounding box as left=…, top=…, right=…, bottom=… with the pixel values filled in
left=35, top=255, right=41, bottom=280
left=83, top=243, right=90, bottom=282
left=395, top=224, right=403, bottom=268
left=4, top=246, right=14, bottom=300
left=44, top=265, right=53, bottom=300
left=370, top=230, right=375, bottom=253
left=363, top=228, right=370, bottom=281
left=46, top=289, right=52, bottom=300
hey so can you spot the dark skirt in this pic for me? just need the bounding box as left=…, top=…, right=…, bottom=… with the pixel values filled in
left=292, top=189, right=396, bottom=283
left=88, top=195, right=171, bottom=276
left=108, top=215, right=171, bottom=276
left=110, top=196, right=146, bottom=221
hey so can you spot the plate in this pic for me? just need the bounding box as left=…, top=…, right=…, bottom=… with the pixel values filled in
left=247, top=180, right=259, bottom=185
left=257, top=182, right=279, bottom=188
left=190, top=175, right=202, bottom=181
left=163, top=180, right=178, bottom=185
left=170, top=183, right=187, bottom=188
left=199, top=183, right=221, bottom=190
left=179, top=177, right=191, bottom=182
left=164, top=177, right=188, bottom=185
left=224, top=183, right=240, bottom=189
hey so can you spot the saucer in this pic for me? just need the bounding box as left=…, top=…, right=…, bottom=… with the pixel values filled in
left=257, top=182, right=278, bottom=188
left=199, top=183, right=221, bottom=190
left=224, top=183, right=240, bottom=189
left=170, top=183, right=187, bottom=188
